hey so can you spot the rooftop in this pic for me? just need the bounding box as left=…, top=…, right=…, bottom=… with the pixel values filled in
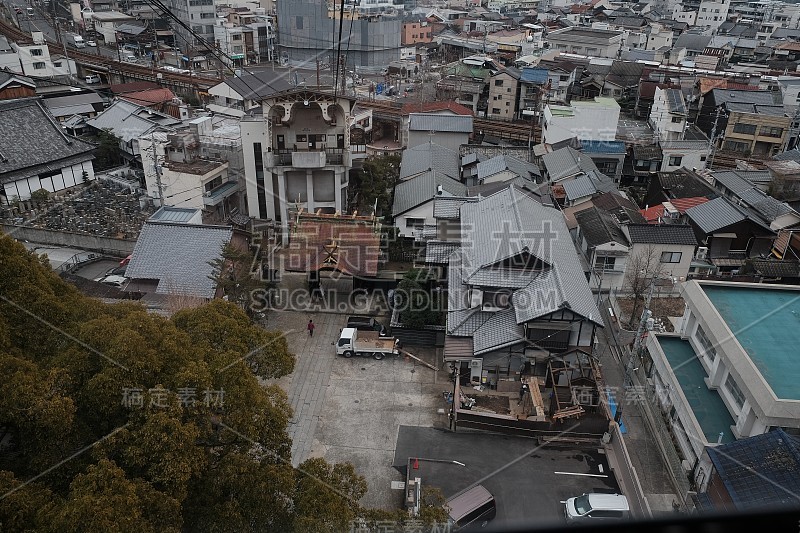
left=408, top=113, right=473, bottom=133
left=657, top=336, right=736, bottom=444
left=702, top=285, right=800, bottom=400
left=626, top=223, right=697, bottom=246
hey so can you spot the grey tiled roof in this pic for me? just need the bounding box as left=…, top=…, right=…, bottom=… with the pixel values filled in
left=476, top=154, right=540, bottom=181
left=446, top=186, right=602, bottom=352
left=575, top=207, right=628, bottom=248
left=473, top=308, right=525, bottom=355
left=626, top=224, right=697, bottom=245
left=542, top=146, right=600, bottom=181
left=425, top=241, right=460, bottom=264
left=713, top=171, right=795, bottom=221
left=712, top=171, right=754, bottom=194
left=685, top=197, right=745, bottom=234
left=126, top=221, right=233, bottom=299
left=222, top=71, right=294, bottom=100
left=399, top=142, right=460, bottom=180
left=433, top=196, right=477, bottom=219
left=712, top=88, right=782, bottom=107
left=562, top=176, right=597, bottom=201
left=86, top=99, right=180, bottom=142
left=392, top=170, right=467, bottom=216
left=408, top=113, right=474, bottom=133
left=772, top=149, right=800, bottom=162
left=665, top=88, right=686, bottom=115
left=0, top=98, right=96, bottom=184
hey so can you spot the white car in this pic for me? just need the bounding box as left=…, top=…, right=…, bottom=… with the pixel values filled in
left=94, top=275, right=128, bottom=288
left=85, top=74, right=101, bottom=84
left=86, top=40, right=96, bottom=47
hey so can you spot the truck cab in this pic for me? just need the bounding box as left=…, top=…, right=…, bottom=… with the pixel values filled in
left=73, top=35, right=86, bottom=48
left=336, top=327, right=399, bottom=360
left=336, top=328, right=358, bottom=356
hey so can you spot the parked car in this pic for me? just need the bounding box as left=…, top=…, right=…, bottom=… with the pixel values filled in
left=564, top=493, right=630, bottom=523
left=94, top=275, right=128, bottom=288
left=446, top=485, right=496, bottom=530
left=346, top=316, right=387, bottom=336
left=85, top=74, right=101, bottom=84
left=86, top=40, right=97, bottom=47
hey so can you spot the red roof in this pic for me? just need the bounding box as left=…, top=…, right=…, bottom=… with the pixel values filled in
left=640, top=197, right=709, bottom=223
left=401, top=101, right=474, bottom=116
left=120, top=87, right=176, bottom=106
left=285, top=214, right=381, bottom=277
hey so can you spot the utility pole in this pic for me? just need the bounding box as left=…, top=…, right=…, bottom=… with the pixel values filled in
left=316, top=58, right=320, bottom=86
left=708, top=106, right=722, bottom=170
left=151, top=134, right=164, bottom=206
left=59, top=20, right=72, bottom=77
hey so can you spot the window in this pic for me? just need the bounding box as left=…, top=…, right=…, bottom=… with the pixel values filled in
left=760, top=126, right=784, bottom=138
left=671, top=116, right=683, bottom=123
left=725, top=373, right=746, bottom=409
left=492, top=107, right=500, bottom=114
left=494, top=79, right=504, bottom=86
left=594, top=256, right=616, bottom=271
left=192, top=25, right=203, bottom=33
left=733, top=122, right=757, bottom=135
left=668, top=155, right=682, bottom=166
left=233, top=46, right=243, bottom=53
left=32, top=62, right=45, bottom=69
left=660, top=251, right=682, bottom=263
left=232, top=33, right=242, bottom=40
left=695, top=324, right=717, bottom=361
left=296, top=16, right=303, bottom=29
left=405, top=217, right=425, bottom=228
left=724, top=140, right=750, bottom=152
left=200, top=12, right=214, bottom=18
left=31, top=48, right=42, bottom=56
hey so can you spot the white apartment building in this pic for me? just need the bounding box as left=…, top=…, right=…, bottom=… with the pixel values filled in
left=542, top=97, right=621, bottom=145
left=650, top=87, right=688, bottom=141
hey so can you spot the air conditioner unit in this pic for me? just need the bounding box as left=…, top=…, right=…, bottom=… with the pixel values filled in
left=482, top=303, right=502, bottom=312
left=469, top=289, right=483, bottom=308
left=696, top=246, right=708, bottom=260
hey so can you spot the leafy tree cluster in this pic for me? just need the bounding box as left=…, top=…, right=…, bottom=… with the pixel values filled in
left=396, top=269, right=446, bottom=328
left=0, top=235, right=408, bottom=532
left=348, top=154, right=401, bottom=217
left=92, top=130, right=124, bottom=171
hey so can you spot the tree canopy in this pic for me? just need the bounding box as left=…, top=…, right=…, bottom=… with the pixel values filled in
left=0, top=235, right=387, bottom=532
left=348, top=154, right=401, bottom=217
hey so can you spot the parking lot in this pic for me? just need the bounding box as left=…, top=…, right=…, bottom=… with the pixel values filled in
left=266, top=309, right=447, bottom=509
left=394, top=426, right=621, bottom=530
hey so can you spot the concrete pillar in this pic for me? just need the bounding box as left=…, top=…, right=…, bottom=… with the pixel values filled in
left=277, top=169, right=288, bottom=241
left=334, top=171, right=342, bottom=213
left=306, top=170, right=314, bottom=213
left=709, top=362, right=726, bottom=389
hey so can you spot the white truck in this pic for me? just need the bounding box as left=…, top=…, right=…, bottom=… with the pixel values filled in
left=336, top=328, right=399, bottom=360
left=71, top=34, right=86, bottom=48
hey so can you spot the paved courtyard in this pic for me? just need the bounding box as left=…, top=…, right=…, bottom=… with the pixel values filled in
left=265, top=308, right=446, bottom=509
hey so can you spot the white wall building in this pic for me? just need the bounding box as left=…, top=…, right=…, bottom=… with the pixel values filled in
left=660, top=139, right=709, bottom=172
left=650, top=87, right=688, bottom=141
left=542, top=97, right=621, bottom=145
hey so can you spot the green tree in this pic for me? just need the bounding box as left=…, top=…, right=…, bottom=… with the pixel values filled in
left=396, top=269, right=445, bottom=328
left=349, top=154, right=401, bottom=216
left=29, top=188, right=50, bottom=202
left=0, top=233, right=394, bottom=531
left=92, top=129, right=123, bottom=171
left=208, top=242, right=273, bottom=318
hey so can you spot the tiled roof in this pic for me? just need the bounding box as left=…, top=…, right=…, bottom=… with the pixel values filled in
left=657, top=169, right=717, bottom=200
left=640, top=197, right=709, bottom=222
left=580, top=140, right=626, bottom=154
left=401, top=101, right=474, bottom=116
left=473, top=308, right=525, bottom=354
left=707, top=429, right=800, bottom=511
left=711, top=88, right=782, bottom=107
left=772, top=149, right=800, bottom=162
left=712, top=171, right=754, bottom=194
left=476, top=154, right=540, bottom=181
left=126, top=221, right=233, bottom=299
left=86, top=99, right=180, bottom=142
left=0, top=98, right=96, bottom=184
left=392, top=170, right=467, bottom=216
left=562, top=175, right=597, bottom=201
left=120, top=87, right=176, bottom=106
left=425, top=241, right=460, bottom=264
left=542, top=146, right=600, bottom=181
left=664, top=88, right=686, bottom=115
left=286, top=215, right=381, bottom=277
left=749, top=259, right=800, bottom=277
left=575, top=207, right=628, bottom=248
left=626, top=223, right=697, bottom=245
left=399, top=142, right=460, bottom=180
left=408, top=113, right=474, bottom=133
left=221, top=71, right=294, bottom=100
left=713, top=171, right=795, bottom=222
left=433, top=196, right=477, bottom=219
left=685, top=197, right=746, bottom=233
left=633, top=144, right=662, bottom=160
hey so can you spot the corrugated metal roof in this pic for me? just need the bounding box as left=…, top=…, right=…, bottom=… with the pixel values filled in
left=713, top=171, right=754, bottom=194
left=149, top=206, right=201, bottom=223
left=686, top=197, right=746, bottom=233
left=86, top=99, right=179, bottom=142
left=562, top=175, right=597, bottom=201
left=665, top=88, right=686, bottom=115
left=520, top=67, right=549, bottom=84
left=126, top=221, right=232, bottom=299
left=408, top=113, right=474, bottom=133
left=392, top=170, right=467, bottom=216
left=542, top=146, right=600, bottom=181
left=626, top=224, right=697, bottom=245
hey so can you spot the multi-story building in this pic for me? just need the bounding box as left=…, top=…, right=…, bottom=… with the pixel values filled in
left=214, top=10, right=276, bottom=66
left=163, top=0, right=216, bottom=54
left=542, top=97, right=621, bottom=145
left=545, top=27, right=624, bottom=58
left=276, top=0, right=401, bottom=68
left=487, top=67, right=521, bottom=121
left=650, top=87, right=687, bottom=141
left=401, top=16, right=432, bottom=46
left=644, top=280, right=800, bottom=473
left=241, top=85, right=371, bottom=237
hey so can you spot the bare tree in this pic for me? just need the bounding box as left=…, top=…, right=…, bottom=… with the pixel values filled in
left=623, top=244, right=662, bottom=329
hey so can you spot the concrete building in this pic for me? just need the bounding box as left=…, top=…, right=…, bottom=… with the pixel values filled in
left=487, top=67, right=521, bottom=121
left=89, top=11, right=137, bottom=44
left=276, top=0, right=401, bottom=68
left=721, top=106, right=791, bottom=158
left=401, top=17, right=433, bottom=46
left=545, top=27, right=624, bottom=58
left=160, top=0, right=216, bottom=53
left=407, top=113, right=473, bottom=152
left=645, top=281, right=800, bottom=471
left=650, top=87, right=687, bottom=141
left=542, top=97, right=621, bottom=145
left=241, top=86, right=368, bottom=238
left=660, top=139, right=709, bottom=172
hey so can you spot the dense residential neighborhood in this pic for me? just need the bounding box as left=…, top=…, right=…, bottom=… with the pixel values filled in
left=1, top=0, right=800, bottom=529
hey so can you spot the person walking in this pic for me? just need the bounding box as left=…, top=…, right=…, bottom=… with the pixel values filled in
left=307, top=319, right=315, bottom=337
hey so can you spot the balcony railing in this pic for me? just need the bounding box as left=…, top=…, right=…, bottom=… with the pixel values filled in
left=270, top=149, right=346, bottom=167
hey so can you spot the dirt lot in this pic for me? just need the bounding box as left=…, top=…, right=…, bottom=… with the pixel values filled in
left=615, top=296, right=685, bottom=332
left=473, top=394, right=511, bottom=415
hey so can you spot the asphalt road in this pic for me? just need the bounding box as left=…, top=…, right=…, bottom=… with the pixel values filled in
left=394, top=426, right=621, bottom=530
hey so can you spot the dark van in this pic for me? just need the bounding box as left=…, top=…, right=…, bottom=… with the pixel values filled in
left=446, top=485, right=496, bottom=530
